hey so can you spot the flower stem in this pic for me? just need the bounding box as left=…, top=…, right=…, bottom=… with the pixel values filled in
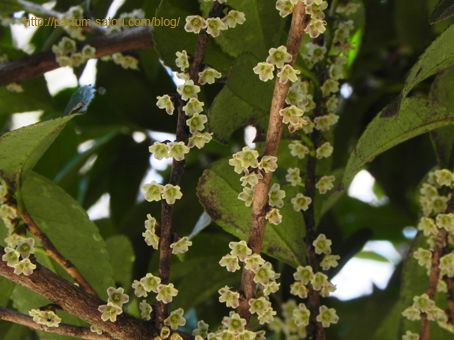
left=238, top=1, right=307, bottom=326
left=155, top=2, right=224, bottom=329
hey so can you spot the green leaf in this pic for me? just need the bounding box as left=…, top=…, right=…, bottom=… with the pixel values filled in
left=343, top=98, right=452, bottom=188
left=355, top=250, right=390, bottom=263
left=0, top=115, right=77, bottom=205
left=22, top=171, right=114, bottom=297
left=382, top=25, right=454, bottom=117
left=197, top=159, right=306, bottom=268
left=208, top=53, right=274, bottom=144
left=430, top=0, right=454, bottom=23
left=429, top=65, right=454, bottom=168
left=106, top=235, right=135, bottom=289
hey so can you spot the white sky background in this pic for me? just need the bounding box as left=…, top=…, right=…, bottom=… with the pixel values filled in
left=7, top=7, right=408, bottom=301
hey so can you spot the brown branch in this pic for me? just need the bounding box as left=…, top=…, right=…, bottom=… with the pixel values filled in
left=421, top=187, right=454, bottom=340
left=238, top=1, right=307, bottom=326
left=420, top=228, right=446, bottom=340
left=155, top=2, right=224, bottom=328
left=0, top=246, right=154, bottom=340
left=17, top=209, right=98, bottom=298
left=0, top=26, right=153, bottom=86
left=0, top=306, right=112, bottom=340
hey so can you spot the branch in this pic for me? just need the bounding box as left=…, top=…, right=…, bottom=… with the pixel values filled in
left=0, top=246, right=154, bottom=340
left=17, top=208, right=98, bottom=297
left=0, top=26, right=153, bottom=87
left=0, top=306, right=112, bottom=340
left=155, top=2, right=224, bottom=329
left=238, top=1, right=307, bottom=326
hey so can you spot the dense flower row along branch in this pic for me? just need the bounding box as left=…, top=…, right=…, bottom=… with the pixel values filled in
left=225, top=0, right=359, bottom=339
left=401, top=170, right=454, bottom=340
left=141, top=0, right=246, bottom=336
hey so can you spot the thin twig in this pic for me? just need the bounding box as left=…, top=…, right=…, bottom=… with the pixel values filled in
left=155, top=2, right=224, bottom=329
left=238, top=1, right=307, bottom=326
left=0, top=26, right=153, bottom=86
left=0, top=306, right=112, bottom=340
left=17, top=209, right=99, bottom=297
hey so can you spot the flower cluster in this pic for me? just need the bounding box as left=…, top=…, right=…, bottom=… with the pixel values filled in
left=403, top=169, right=454, bottom=335
left=0, top=183, right=38, bottom=276
left=218, top=241, right=280, bottom=324
left=142, top=182, right=183, bottom=205
left=131, top=272, right=178, bottom=305
left=253, top=45, right=300, bottom=88
left=2, top=237, right=37, bottom=276
left=229, top=147, right=283, bottom=224
left=52, top=37, right=97, bottom=68
left=98, top=286, right=129, bottom=322
left=29, top=309, right=62, bottom=327
left=111, top=53, right=140, bottom=70
left=142, top=214, right=160, bottom=249
left=402, top=294, right=446, bottom=324
left=184, top=8, right=245, bottom=37
left=60, top=6, right=86, bottom=40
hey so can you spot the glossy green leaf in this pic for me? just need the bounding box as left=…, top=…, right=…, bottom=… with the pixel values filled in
left=208, top=53, right=274, bottom=144
left=197, top=159, right=305, bottom=268
left=430, top=0, right=454, bottom=23
left=22, top=171, right=114, bottom=297
left=0, top=115, right=76, bottom=205
left=8, top=172, right=114, bottom=340
left=382, top=25, right=454, bottom=117
left=343, top=98, right=452, bottom=188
